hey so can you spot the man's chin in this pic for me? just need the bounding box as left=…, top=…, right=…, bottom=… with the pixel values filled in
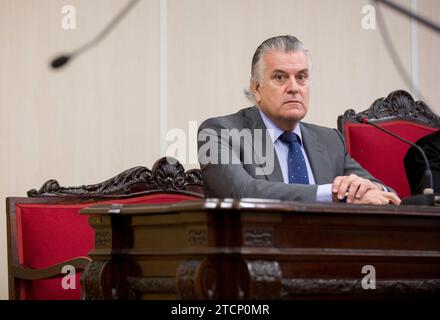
left=281, top=111, right=306, bottom=123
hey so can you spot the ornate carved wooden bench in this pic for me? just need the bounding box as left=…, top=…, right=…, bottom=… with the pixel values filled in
left=6, top=157, right=203, bottom=299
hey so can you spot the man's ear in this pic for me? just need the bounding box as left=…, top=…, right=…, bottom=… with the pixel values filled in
left=252, top=81, right=261, bottom=103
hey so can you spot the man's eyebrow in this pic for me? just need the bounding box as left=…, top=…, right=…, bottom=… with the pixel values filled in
left=271, top=69, right=288, bottom=74
left=271, top=68, right=309, bottom=74
left=297, top=68, right=309, bottom=74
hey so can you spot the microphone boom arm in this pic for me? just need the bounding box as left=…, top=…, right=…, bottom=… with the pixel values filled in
left=51, top=0, right=141, bottom=68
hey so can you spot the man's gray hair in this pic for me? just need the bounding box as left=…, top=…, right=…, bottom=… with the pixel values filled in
left=244, top=35, right=312, bottom=102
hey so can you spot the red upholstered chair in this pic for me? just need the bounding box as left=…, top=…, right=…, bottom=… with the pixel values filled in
left=6, top=157, right=203, bottom=300
left=338, top=90, right=440, bottom=199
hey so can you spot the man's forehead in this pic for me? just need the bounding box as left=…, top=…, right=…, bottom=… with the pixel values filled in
left=263, top=50, right=309, bottom=71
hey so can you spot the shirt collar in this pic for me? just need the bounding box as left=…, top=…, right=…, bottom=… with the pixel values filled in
left=258, top=109, right=303, bottom=145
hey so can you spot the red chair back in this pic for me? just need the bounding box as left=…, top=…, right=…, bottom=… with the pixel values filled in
left=338, top=90, right=440, bottom=199
left=343, top=121, right=437, bottom=198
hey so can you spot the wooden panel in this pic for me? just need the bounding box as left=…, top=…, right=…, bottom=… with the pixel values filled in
left=81, top=199, right=440, bottom=299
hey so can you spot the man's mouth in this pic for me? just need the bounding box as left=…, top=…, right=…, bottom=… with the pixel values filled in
left=283, top=100, right=302, bottom=105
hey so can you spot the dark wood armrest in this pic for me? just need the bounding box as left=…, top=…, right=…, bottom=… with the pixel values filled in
left=12, top=257, right=91, bottom=280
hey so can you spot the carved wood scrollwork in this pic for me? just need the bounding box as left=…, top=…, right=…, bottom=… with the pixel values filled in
left=187, top=229, right=208, bottom=246
left=95, top=231, right=112, bottom=247
left=126, top=277, right=177, bottom=296
left=176, top=259, right=203, bottom=300
left=176, top=259, right=217, bottom=300
left=281, top=278, right=440, bottom=297
left=244, top=228, right=273, bottom=246
left=342, top=90, right=440, bottom=127
left=246, top=260, right=282, bottom=299
left=81, top=260, right=108, bottom=300
left=27, top=156, right=203, bottom=197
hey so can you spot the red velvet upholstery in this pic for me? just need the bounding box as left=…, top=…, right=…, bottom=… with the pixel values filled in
left=14, top=193, right=200, bottom=300
left=344, top=120, right=437, bottom=198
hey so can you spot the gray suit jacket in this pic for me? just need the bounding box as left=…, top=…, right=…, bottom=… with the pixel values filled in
left=198, top=106, right=385, bottom=202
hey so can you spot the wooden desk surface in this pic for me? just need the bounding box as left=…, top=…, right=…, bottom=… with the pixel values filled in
left=80, top=199, right=440, bottom=299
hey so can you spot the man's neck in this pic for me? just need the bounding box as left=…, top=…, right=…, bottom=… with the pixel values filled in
left=276, top=119, right=298, bottom=132
left=258, top=108, right=299, bottom=132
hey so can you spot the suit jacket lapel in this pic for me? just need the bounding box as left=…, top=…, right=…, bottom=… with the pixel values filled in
left=244, top=107, right=284, bottom=183
left=300, top=123, right=333, bottom=184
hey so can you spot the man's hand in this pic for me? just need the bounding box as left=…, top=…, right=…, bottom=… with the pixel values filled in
left=332, top=174, right=382, bottom=203
left=352, top=189, right=401, bottom=205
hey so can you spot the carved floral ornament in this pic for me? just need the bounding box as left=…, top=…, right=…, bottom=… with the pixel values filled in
left=27, top=156, right=203, bottom=197
left=342, top=90, right=440, bottom=127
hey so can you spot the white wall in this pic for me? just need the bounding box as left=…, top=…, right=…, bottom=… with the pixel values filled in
left=1, top=0, right=439, bottom=299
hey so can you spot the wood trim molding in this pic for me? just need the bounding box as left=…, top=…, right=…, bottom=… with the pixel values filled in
left=12, top=257, right=91, bottom=280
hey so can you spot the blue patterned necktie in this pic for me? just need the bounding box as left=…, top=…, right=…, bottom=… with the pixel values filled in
left=279, top=131, right=310, bottom=184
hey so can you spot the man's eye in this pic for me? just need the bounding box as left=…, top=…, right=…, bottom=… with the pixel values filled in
left=273, top=74, right=286, bottom=82
left=297, top=74, right=308, bottom=81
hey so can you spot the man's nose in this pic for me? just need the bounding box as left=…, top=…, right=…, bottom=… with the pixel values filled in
left=286, top=76, right=299, bottom=94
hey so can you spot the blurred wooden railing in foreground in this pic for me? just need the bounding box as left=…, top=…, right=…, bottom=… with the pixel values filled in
left=81, top=199, right=440, bottom=299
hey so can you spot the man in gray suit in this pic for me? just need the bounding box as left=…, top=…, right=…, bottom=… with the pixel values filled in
left=197, top=35, right=400, bottom=205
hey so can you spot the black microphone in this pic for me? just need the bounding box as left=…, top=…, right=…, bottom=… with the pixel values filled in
left=50, top=0, right=140, bottom=69
left=355, top=115, right=437, bottom=206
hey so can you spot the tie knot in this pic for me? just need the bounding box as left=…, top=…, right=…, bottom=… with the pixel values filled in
left=279, top=131, right=301, bottom=145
